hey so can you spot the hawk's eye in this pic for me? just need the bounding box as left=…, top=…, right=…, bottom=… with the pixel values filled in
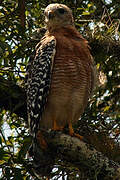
left=58, top=8, right=65, bottom=14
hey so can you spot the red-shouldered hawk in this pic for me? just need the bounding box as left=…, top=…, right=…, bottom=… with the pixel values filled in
left=27, top=3, right=96, bottom=147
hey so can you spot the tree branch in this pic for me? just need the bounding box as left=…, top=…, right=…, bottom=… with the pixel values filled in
left=31, top=131, right=120, bottom=179
left=0, top=76, right=27, bottom=119
left=18, top=0, right=26, bottom=28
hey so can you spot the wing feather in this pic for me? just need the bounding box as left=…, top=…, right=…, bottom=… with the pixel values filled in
left=27, top=37, right=56, bottom=136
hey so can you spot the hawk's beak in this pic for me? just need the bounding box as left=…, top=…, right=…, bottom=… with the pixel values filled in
left=48, top=11, right=54, bottom=19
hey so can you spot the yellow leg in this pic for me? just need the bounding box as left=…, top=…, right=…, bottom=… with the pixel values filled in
left=52, top=119, right=64, bottom=131
left=69, top=122, right=74, bottom=136
left=36, top=130, right=47, bottom=149
left=69, top=122, right=83, bottom=140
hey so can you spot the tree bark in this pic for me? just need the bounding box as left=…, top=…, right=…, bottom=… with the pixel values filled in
left=18, top=0, right=26, bottom=28
left=30, top=131, right=120, bottom=179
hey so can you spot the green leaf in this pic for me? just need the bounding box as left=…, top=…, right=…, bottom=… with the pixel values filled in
left=82, top=11, right=90, bottom=15
left=0, top=148, right=10, bottom=161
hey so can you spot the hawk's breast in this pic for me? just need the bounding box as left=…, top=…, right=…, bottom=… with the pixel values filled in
left=40, top=32, right=94, bottom=129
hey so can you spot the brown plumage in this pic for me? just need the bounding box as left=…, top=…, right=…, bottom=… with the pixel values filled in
left=27, top=3, right=96, bottom=142
left=40, top=27, right=95, bottom=130
left=39, top=4, right=95, bottom=134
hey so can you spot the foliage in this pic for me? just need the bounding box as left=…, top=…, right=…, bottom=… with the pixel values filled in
left=0, top=0, right=120, bottom=179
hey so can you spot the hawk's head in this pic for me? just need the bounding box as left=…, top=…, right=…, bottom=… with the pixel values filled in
left=44, top=4, right=74, bottom=31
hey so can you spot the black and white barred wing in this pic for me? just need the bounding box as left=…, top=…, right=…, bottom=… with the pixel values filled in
left=27, top=38, right=56, bottom=136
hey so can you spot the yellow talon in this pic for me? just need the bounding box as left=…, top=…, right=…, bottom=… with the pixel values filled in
left=69, top=122, right=83, bottom=140
left=52, top=120, right=64, bottom=131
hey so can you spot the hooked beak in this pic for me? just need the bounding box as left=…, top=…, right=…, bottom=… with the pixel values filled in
left=48, top=11, right=54, bottom=19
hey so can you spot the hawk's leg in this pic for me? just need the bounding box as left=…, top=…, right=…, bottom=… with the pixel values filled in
left=52, top=119, right=64, bottom=131
left=69, top=122, right=83, bottom=140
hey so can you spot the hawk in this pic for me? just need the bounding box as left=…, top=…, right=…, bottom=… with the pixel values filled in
left=27, top=3, right=96, bottom=146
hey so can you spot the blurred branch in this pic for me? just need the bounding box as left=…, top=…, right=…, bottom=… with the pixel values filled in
left=0, top=76, right=27, bottom=120
left=89, top=37, right=120, bottom=56
left=31, top=131, right=120, bottom=179
left=18, top=0, right=25, bottom=28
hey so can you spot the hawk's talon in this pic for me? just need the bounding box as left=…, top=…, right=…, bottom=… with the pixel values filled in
left=69, top=122, right=84, bottom=141
left=52, top=120, right=64, bottom=131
